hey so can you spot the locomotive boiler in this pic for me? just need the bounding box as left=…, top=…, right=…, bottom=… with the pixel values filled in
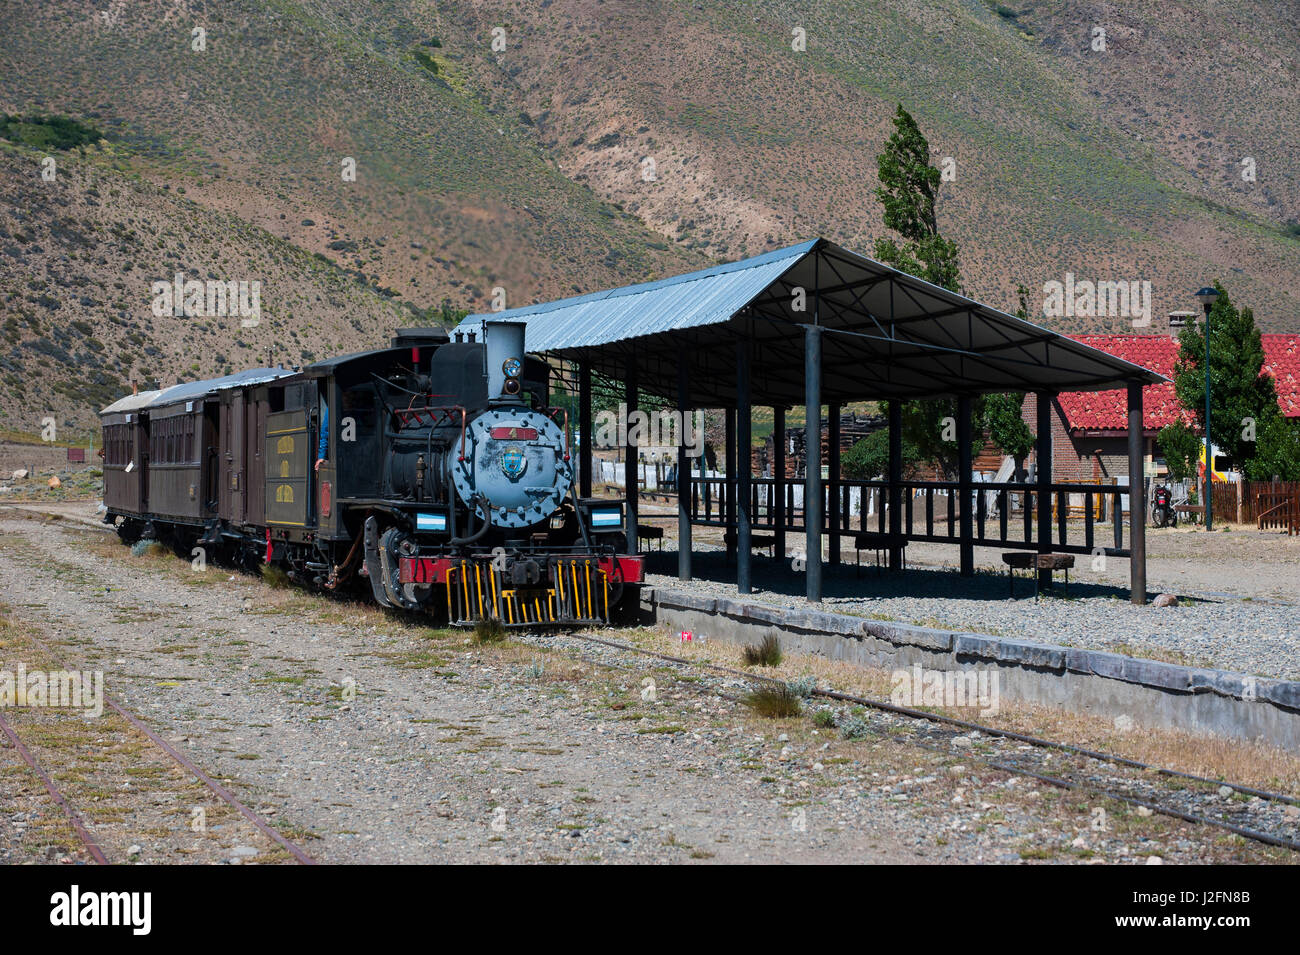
left=100, top=322, right=643, bottom=626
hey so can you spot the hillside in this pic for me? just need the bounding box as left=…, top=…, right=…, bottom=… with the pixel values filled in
left=430, top=0, right=1300, bottom=328
left=0, top=143, right=417, bottom=435
left=1, top=0, right=1297, bottom=436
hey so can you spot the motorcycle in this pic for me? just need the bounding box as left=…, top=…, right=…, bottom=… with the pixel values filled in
left=1151, top=484, right=1178, bottom=528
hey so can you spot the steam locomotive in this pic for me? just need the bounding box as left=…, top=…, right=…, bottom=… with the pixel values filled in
left=99, top=322, right=643, bottom=626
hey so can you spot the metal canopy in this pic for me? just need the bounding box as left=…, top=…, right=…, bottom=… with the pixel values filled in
left=458, top=238, right=1164, bottom=406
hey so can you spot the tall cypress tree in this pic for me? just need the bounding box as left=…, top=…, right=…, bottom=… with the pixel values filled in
left=873, top=104, right=962, bottom=293
left=862, top=105, right=1028, bottom=478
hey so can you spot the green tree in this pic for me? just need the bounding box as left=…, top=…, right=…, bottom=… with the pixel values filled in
left=869, top=109, right=1036, bottom=478
left=1171, top=284, right=1282, bottom=474
left=870, top=105, right=963, bottom=476
left=1156, top=421, right=1200, bottom=483
left=1246, top=414, right=1300, bottom=480
left=983, top=392, right=1034, bottom=469
left=842, top=429, right=892, bottom=479
left=872, top=105, right=962, bottom=293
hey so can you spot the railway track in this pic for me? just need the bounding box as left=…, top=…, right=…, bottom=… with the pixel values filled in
left=0, top=710, right=109, bottom=864
left=549, top=630, right=1300, bottom=854
left=0, top=631, right=316, bottom=866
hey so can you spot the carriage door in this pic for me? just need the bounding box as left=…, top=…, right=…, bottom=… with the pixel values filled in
left=134, top=413, right=149, bottom=513
left=219, top=394, right=248, bottom=522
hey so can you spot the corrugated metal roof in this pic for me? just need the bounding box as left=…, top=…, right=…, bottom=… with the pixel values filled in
left=448, top=237, right=1166, bottom=403
left=101, top=390, right=165, bottom=415
left=100, top=368, right=292, bottom=414
left=457, top=240, right=815, bottom=350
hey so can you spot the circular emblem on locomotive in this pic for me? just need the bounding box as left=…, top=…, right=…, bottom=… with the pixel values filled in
left=499, top=445, right=527, bottom=479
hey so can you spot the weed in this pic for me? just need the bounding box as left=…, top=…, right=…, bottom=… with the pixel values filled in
left=741, top=634, right=782, bottom=667
left=743, top=684, right=802, bottom=718
left=261, top=564, right=290, bottom=589
left=474, top=617, right=507, bottom=644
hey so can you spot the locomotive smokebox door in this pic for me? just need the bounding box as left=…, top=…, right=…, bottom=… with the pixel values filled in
left=452, top=409, right=573, bottom=530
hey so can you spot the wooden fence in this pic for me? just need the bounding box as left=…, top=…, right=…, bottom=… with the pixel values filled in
left=1207, top=480, right=1300, bottom=532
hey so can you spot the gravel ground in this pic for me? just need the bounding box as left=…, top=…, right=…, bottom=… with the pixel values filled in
left=639, top=521, right=1300, bottom=680
left=0, top=510, right=1283, bottom=864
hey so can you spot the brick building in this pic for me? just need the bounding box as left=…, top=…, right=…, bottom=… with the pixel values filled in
left=1023, top=333, right=1300, bottom=480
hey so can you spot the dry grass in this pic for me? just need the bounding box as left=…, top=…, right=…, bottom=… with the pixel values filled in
left=473, top=617, right=508, bottom=644
left=611, top=624, right=1300, bottom=799
left=741, top=634, right=782, bottom=667
left=742, top=683, right=803, bottom=718
left=260, top=564, right=291, bottom=589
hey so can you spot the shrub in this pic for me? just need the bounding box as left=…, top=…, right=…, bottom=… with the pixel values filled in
left=261, top=564, right=290, bottom=588
left=130, top=539, right=166, bottom=558
left=787, top=675, right=818, bottom=698
left=741, top=634, right=782, bottom=667
left=743, top=684, right=802, bottom=718
left=839, top=714, right=871, bottom=740
left=0, top=113, right=103, bottom=150
left=474, top=617, right=506, bottom=643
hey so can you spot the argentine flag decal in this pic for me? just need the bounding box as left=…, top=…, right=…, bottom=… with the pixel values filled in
left=417, top=512, right=447, bottom=532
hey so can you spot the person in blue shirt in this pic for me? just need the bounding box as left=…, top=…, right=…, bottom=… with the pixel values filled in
left=315, top=399, right=328, bottom=471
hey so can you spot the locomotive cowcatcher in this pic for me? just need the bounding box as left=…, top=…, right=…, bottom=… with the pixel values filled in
left=99, top=321, right=643, bottom=626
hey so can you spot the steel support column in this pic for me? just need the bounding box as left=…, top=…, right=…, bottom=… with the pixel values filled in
left=774, top=407, right=786, bottom=561
left=828, top=402, right=841, bottom=565
left=625, top=364, right=639, bottom=551
left=725, top=406, right=736, bottom=563
left=1128, top=381, right=1147, bottom=605
left=677, top=360, right=692, bottom=581
left=888, top=401, right=903, bottom=570
left=737, top=339, right=752, bottom=594
left=805, top=325, right=823, bottom=602
left=579, top=360, right=592, bottom=499
left=1035, top=391, right=1053, bottom=588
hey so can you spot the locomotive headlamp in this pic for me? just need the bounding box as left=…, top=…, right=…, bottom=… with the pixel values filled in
left=502, top=357, right=522, bottom=378
left=502, top=377, right=522, bottom=396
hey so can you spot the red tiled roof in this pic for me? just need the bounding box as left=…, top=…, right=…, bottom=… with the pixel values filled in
left=1056, top=334, right=1300, bottom=432
left=1264, top=334, right=1300, bottom=418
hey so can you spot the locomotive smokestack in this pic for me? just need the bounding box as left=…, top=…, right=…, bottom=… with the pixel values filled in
left=485, top=320, right=526, bottom=399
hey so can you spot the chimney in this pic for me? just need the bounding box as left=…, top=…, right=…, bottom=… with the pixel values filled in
left=131, top=379, right=138, bottom=395
left=484, top=320, right=525, bottom=399
left=1168, top=310, right=1194, bottom=338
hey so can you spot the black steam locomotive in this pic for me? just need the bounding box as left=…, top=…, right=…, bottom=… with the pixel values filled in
left=99, top=322, right=642, bottom=625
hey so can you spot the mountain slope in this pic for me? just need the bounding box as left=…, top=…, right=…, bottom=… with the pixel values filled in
left=1, top=0, right=1297, bottom=439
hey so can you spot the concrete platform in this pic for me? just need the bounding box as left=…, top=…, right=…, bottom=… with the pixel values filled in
left=641, top=586, right=1300, bottom=750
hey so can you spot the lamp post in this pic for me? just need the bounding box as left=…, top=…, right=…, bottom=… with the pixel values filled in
left=1193, top=286, right=1219, bottom=530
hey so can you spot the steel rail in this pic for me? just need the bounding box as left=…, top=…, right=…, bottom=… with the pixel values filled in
left=0, top=710, right=110, bottom=864
left=21, top=631, right=316, bottom=865
left=567, top=631, right=1300, bottom=852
